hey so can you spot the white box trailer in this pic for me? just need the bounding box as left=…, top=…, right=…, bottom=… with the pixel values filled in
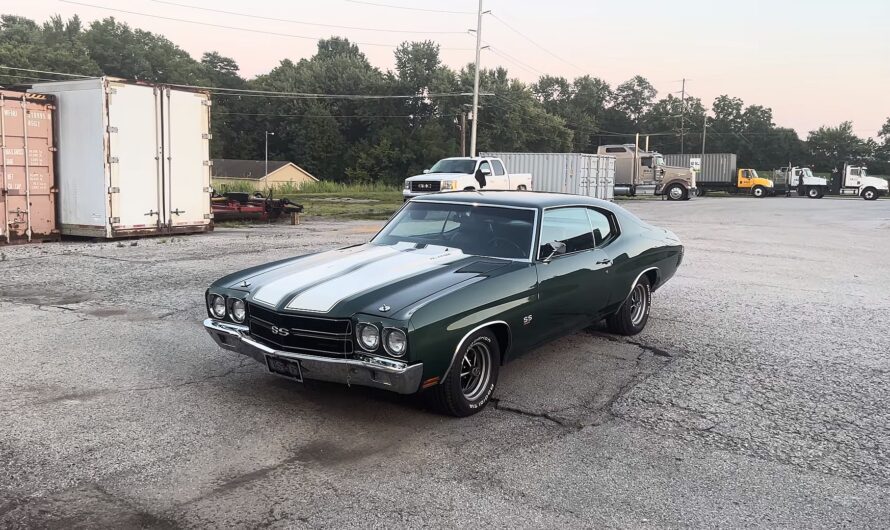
left=29, top=77, right=212, bottom=238
left=481, top=152, right=615, bottom=200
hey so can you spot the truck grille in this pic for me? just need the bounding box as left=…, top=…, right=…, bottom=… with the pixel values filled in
left=247, top=303, right=353, bottom=356
left=410, top=181, right=441, bottom=192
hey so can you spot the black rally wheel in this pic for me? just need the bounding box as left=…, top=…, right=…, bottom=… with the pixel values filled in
left=427, top=329, right=500, bottom=417
left=606, top=275, right=651, bottom=336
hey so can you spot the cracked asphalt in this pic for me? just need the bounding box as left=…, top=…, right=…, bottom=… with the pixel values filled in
left=1, top=196, right=889, bottom=528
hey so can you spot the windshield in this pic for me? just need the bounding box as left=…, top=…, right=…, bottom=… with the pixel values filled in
left=750, top=169, right=759, bottom=178
left=653, top=155, right=665, bottom=167
left=428, top=159, right=476, bottom=174
left=802, top=168, right=814, bottom=178
left=373, top=201, right=535, bottom=260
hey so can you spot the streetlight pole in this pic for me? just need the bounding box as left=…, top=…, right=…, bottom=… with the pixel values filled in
left=265, top=131, right=274, bottom=178
left=469, top=0, right=484, bottom=157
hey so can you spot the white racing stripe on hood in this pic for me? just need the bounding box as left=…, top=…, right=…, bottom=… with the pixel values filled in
left=286, top=245, right=467, bottom=313
left=252, top=245, right=400, bottom=307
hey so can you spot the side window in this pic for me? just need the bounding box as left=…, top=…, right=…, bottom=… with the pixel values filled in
left=479, top=161, right=491, bottom=174
left=539, top=207, right=594, bottom=258
left=492, top=160, right=506, bottom=176
left=641, top=157, right=652, bottom=168
left=586, top=208, right=616, bottom=247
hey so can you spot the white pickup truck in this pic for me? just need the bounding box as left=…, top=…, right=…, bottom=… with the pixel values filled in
left=403, top=157, right=532, bottom=200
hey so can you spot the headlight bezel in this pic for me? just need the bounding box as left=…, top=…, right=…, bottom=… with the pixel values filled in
left=208, top=293, right=227, bottom=319
left=356, top=322, right=380, bottom=352
left=229, top=298, right=246, bottom=323
left=383, top=328, right=408, bottom=357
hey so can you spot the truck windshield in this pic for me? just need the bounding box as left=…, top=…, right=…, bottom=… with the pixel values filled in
left=373, top=201, right=535, bottom=260
left=749, top=169, right=760, bottom=178
left=653, top=155, right=665, bottom=167
left=428, top=159, right=476, bottom=174
left=802, top=168, right=814, bottom=178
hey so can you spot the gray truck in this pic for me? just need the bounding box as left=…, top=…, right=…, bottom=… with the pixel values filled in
left=596, top=144, right=696, bottom=200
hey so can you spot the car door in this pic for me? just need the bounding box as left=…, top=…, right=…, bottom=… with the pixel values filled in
left=533, top=207, right=613, bottom=343
left=490, top=159, right=509, bottom=189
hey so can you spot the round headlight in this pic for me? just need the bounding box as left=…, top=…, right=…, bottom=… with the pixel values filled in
left=209, top=294, right=226, bottom=319
left=356, top=323, right=380, bottom=351
left=384, top=329, right=407, bottom=357
left=230, top=299, right=246, bottom=323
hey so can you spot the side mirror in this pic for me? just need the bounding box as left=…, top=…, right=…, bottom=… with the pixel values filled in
left=482, top=169, right=492, bottom=176
left=423, top=169, right=430, bottom=174
left=542, top=241, right=567, bottom=263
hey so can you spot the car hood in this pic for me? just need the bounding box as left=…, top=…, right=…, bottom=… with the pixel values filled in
left=214, top=242, right=511, bottom=318
left=406, top=172, right=470, bottom=181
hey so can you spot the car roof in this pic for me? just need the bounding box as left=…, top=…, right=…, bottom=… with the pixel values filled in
left=411, top=190, right=615, bottom=210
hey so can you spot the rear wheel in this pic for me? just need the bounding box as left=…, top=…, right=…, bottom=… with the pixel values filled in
left=695, top=187, right=706, bottom=197
left=427, top=329, right=500, bottom=417
left=862, top=187, right=878, bottom=201
left=666, top=184, right=687, bottom=201
left=752, top=185, right=766, bottom=198
left=517, top=184, right=527, bottom=190
left=606, top=276, right=651, bottom=336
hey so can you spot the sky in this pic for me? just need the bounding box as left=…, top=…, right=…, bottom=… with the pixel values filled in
left=5, top=0, right=890, bottom=138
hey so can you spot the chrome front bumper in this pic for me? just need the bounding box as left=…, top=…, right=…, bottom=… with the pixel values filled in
left=203, top=319, right=424, bottom=395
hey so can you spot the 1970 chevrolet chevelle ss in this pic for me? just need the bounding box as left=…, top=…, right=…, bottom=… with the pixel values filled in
left=205, top=191, right=683, bottom=416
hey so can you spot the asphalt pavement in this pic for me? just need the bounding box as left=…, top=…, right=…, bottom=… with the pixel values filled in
left=1, top=196, right=888, bottom=528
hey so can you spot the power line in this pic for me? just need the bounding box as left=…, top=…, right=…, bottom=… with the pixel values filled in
left=488, top=13, right=583, bottom=72
left=487, top=47, right=544, bottom=76
left=0, top=73, right=63, bottom=83
left=217, top=111, right=461, bottom=118
left=149, top=0, right=467, bottom=34
left=0, top=66, right=93, bottom=78
left=344, top=0, right=475, bottom=15
left=59, top=1, right=473, bottom=50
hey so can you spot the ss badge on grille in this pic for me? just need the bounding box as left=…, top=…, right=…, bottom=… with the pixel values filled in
left=270, top=326, right=290, bottom=336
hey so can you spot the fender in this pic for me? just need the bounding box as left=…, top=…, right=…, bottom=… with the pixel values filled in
left=440, top=320, right=510, bottom=383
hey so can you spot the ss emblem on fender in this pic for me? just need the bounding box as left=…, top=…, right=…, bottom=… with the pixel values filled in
left=523, top=315, right=533, bottom=326
left=270, top=326, right=290, bottom=336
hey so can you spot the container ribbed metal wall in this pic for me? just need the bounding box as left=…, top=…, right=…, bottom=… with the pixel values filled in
left=480, top=152, right=615, bottom=200
left=664, top=153, right=737, bottom=184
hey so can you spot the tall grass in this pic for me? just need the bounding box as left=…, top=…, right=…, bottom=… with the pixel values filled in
left=297, top=181, right=400, bottom=194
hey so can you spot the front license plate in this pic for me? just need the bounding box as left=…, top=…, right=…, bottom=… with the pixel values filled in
left=265, top=355, right=303, bottom=382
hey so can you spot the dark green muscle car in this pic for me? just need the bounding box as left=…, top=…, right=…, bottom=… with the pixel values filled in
left=204, top=191, right=683, bottom=416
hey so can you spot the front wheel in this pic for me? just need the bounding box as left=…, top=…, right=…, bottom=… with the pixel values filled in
left=752, top=185, right=767, bottom=198
left=666, top=184, right=687, bottom=201
left=606, top=276, right=651, bottom=336
left=807, top=186, right=821, bottom=199
left=427, top=330, right=500, bottom=417
left=862, top=188, right=878, bottom=201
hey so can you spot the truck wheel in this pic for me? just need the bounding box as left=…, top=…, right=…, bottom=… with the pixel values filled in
left=695, top=188, right=706, bottom=197
left=666, top=184, right=687, bottom=201
left=807, top=187, right=820, bottom=199
left=606, top=276, right=651, bottom=336
left=427, top=330, right=500, bottom=417
left=752, top=185, right=766, bottom=198
left=862, top=188, right=878, bottom=201
left=517, top=185, right=527, bottom=190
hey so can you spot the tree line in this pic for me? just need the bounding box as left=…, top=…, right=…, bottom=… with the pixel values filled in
left=2, top=14, right=889, bottom=184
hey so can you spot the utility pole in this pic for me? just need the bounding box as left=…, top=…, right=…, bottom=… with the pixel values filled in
left=701, top=113, right=707, bottom=160
left=469, top=0, right=484, bottom=157
left=460, top=112, right=467, bottom=157
left=265, top=130, right=274, bottom=178
left=679, top=78, right=686, bottom=155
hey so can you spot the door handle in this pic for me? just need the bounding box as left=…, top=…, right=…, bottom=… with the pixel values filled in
left=596, top=258, right=612, bottom=265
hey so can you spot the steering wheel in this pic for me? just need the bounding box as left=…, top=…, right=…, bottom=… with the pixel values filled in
left=487, top=237, right=525, bottom=258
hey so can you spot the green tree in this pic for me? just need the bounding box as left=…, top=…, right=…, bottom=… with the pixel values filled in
left=806, top=122, right=869, bottom=173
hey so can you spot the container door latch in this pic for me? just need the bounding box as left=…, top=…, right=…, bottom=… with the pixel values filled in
left=171, top=209, right=185, bottom=216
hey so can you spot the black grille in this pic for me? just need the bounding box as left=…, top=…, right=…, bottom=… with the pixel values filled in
left=410, top=181, right=441, bottom=192
left=248, top=303, right=353, bottom=356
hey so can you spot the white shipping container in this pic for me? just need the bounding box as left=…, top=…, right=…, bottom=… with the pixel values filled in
left=481, top=152, right=615, bottom=201
left=29, top=77, right=212, bottom=238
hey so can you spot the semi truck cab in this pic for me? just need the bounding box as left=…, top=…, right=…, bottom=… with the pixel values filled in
left=598, top=144, right=696, bottom=200
left=834, top=165, right=888, bottom=200
left=737, top=169, right=775, bottom=197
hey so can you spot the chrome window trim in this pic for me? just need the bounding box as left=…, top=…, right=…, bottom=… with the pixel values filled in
left=441, top=320, right=510, bottom=384
left=372, top=199, right=539, bottom=264
left=536, top=204, right=622, bottom=261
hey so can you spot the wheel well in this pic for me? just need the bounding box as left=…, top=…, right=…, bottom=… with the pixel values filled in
left=644, top=269, right=659, bottom=290
left=862, top=186, right=876, bottom=195
left=464, top=186, right=476, bottom=191
left=485, top=322, right=511, bottom=364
